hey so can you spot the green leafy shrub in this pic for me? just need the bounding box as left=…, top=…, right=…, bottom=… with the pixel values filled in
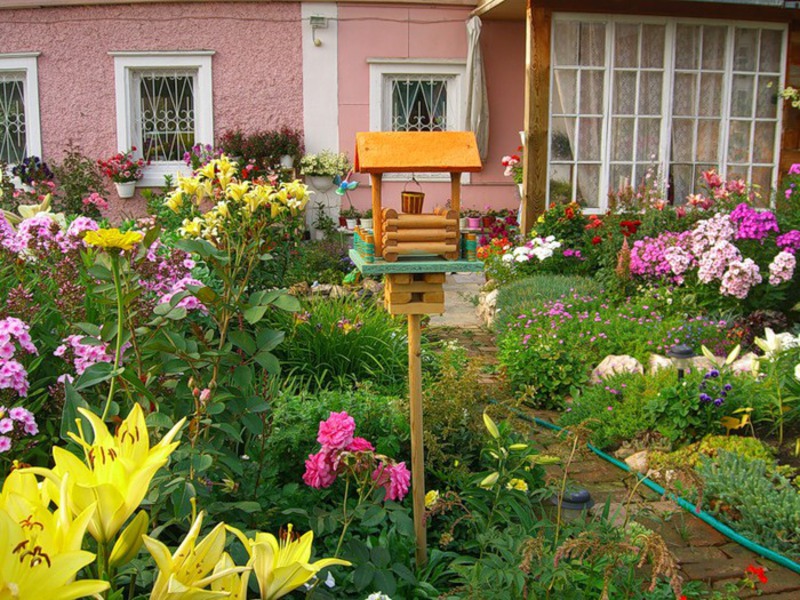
left=284, top=238, right=353, bottom=285
left=52, top=143, right=108, bottom=216
left=217, top=126, right=304, bottom=175
left=698, top=451, right=800, bottom=560
left=270, top=296, right=407, bottom=392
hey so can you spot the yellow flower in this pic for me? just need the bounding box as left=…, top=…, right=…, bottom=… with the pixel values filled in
left=144, top=511, right=249, bottom=600
left=27, top=404, right=185, bottom=543
left=228, top=524, right=350, bottom=600
left=479, top=472, right=499, bottom=489
left=179, top=217, right=204, bottom=238
left=178, top=174, right=202, bottom=197
left=199, top=162, right=217, bottom=181
left=84, top=228, right=143, bottom=251
left=424, top=490, right=440, bottom=508
left=506, top=478, right=528, bottom=492
left=226, top=181, right=251, bottom=203
left=0, top=471, right=109, bottom=600
left=165, top=191, right=184, bottom=214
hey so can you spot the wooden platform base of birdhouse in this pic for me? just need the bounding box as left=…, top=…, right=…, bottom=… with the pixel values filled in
left=384, top=273, right=445, bottom=315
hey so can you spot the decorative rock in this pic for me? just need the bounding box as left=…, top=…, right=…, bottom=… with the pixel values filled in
left=648, top=353, right=673, bottom=374
left=311, top=284, right=332, bottom=296
left=730, top=352, right=759, bottom=376
left=591, top=354, right=643, bottom=383
left=328, top=285, right=347, bottom=299
left=624, top=450, right=649, bottom=474
left=477, top=289, right=499, bottom=327
left=288, top=281, right=311, bottom=297
left=362, top=278, right=383, bottom=295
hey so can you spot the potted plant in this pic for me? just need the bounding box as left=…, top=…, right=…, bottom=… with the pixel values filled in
left=360, top=208, right=374, bottom=230
left=483, top=206, right=499, bottom=229
left=463, top=208, right=482, bottom=230
left=502, top=150, right=523, bottom=197
left=299, top=150, right=351, bottom=192
left=273, top=127, right=304, bottom=169
left=98, top=147, right=147, bottom=198
left=340, top=206, right=361, bottom=230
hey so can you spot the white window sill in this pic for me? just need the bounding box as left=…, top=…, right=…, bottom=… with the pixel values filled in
left=138, top=162, right=191, bottom=188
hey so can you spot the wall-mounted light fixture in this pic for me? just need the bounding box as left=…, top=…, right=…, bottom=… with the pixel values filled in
left=310, top=15, right=328, bottom=47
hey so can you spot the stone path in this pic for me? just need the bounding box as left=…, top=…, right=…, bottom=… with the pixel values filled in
left=427, top=274, right=800, bottom=599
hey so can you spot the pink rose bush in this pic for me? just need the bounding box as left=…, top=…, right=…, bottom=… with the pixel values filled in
left=303, top=411, right=410, bottom=502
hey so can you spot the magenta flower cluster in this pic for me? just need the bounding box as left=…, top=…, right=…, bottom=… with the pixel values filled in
left=0, top=318, right=38, bottom=397
left=629, top=231, right=694, bottom=283
left=54, top=334, right=116, bottom=379
left=0, top=214, right=100, bottom=257
left=0, top=405, right=38, bottom=453
left=777, top=230, right=800, bottom=254
left=303, top=411, right=411, bottom=502
left=729, top=203, right=779, bottom=242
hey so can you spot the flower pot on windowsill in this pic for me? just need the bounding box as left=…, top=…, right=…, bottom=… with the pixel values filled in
left=345, top=218, right=358, bottom=230
left=360, top=218, right=374, bottom=230
left=115, top=181, right=136, bottom=199
left=459, top=216, right=469, bottom=229
left=467, top=217, right=482, bottom=230
left=482, top=215, right=496, bottom=229
left=308, top=175, right=335, bottom=192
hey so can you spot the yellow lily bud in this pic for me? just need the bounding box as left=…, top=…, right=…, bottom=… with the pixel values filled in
left=509, top=443, right=528, bottom=451
left=483, top=412, right=500, bottom=439
left=109, top=510, right=149, bottom=568
left=479, top=472, right=499, bottom=489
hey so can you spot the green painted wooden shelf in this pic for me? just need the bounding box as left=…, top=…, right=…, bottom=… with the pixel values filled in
left=349, top=250, right=483, bottom=275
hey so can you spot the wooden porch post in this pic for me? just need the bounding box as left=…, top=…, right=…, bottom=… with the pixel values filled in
left=522, top=2, right=550, bottom=234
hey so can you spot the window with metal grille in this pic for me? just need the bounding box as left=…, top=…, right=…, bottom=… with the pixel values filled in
left=0, top=73, right=26, bottom=164
left=133, top=70, right=196, bottom=162
left=389, top=77, right=450, bottom=132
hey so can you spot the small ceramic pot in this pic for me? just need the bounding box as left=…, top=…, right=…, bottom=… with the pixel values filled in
left=115, top=181, right=136, bottom=198
left=360, top=218, right=373, bottom=230
left=467, top=217, right=482, bottom=229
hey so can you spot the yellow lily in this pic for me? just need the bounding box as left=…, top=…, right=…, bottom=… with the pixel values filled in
left=199, top=162, right=217, bottom=182
left=180, top=217, right=204, bottom=238
left=228, top=524, right=350, bottom=600
left=178, top=174, right=203, bottom=198
left=226, top=181, right=250, bottom=203
left=108, top=510, right=149, bottom=568
left=211, top=553, right=250, bottom=600
left=27, top=403, right=185, bottom=543
left=165, top=191, right=184, bottom=214
left=144, top=511, right=249, bottom=600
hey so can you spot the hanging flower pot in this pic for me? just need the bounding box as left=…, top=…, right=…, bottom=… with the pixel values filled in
left=309, top=175, right=335, bottom=192
left=401, top=178, right=425, bottom=214
left=115, top=181, right=136, bottom=199
left=280, top=154, right=294, bottom=169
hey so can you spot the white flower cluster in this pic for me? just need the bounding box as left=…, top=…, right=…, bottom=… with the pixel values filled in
left=502, top=236, right=561, bottom=263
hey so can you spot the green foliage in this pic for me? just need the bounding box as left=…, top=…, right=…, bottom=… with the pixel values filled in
left=284, top=238, right=353, bottom=286
left=52, top=143, right=108, bottom=217
left=493, top=274, right=602, bottom=331
left=269, top=296, right=408, bottom=393
left=217, top=126, right=304, bottom=173
left=698, top=451, right=800, bottom=560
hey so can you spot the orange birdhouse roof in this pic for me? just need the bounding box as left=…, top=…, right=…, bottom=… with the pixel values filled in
left=354, top=131, right=482, bottom=174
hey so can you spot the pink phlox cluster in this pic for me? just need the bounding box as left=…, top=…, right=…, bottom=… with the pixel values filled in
left=82, top=193, right=108, bottom=211
left=0, top=318, right=37, bottom=397
left=0, top=405, right=38, bottom=453
left=768, top=250, right=796, bottom=285
left=729, top=203, right=779, bottom=242
left=157, top=277, right=207, bottom=313
left=303, top=411, right=409, bottom=502
left=0, top=361, right=30, bottom=397
left=630, top=231, right=693, bottom=281
left=690, top=213, right=736, bottom=256
left=139, top=241, right=196, bottom=296
left=57, top=216, right=100, bottom=252
left=11, top=214, right=61, bottom=255
left=54, top=334, right=116, bottom=375
left=372, top=461, right=411, bottom=502
left=0, top=216, right=16, bottom=253
left=776, top=230, right=800, bottom=254
left=720, top=258, right=762, bottom=299
left=697, top=241, right=742, bottom=284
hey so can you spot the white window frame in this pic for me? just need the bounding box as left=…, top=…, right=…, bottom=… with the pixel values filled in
left=0, top=53, right=41, bottom=164
left=111, top=51, right=214, bottom=187
left=548, top=14, right=787, bottom=213
left=368, top=58, right=468, bottom=183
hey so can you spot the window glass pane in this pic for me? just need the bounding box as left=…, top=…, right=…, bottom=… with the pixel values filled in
left=637, top=118, right=661, bottom=161
left=672, top=73, right=697, bottom=116
left=579, top=23, right=606, bottom=67
left=552, top=70, right=577, bottom=114
left=671, top=119, right=694, bottom=162
left=671, top=164, right=694, bottom=204
left=751, top=166, right=773, bottom=206
left=728, top=120, right=751, bottom=163
left=576, top=164, right=601, bottom=207
left=578, top=117, right=602, bottom=161
left=734, top=28, right=758, bottom=71
left=638, top=71, right=663, bottom=115
left=391, top=78, right=448, bottom=132
left=756, top=75, right=779, bottom=118
left=696, top=120, right=720, bottom=163
left=611, top=117, right=634, bottom=161
left=730, top=74, right=755, bottom=118
left=675, top=25, right=699, bottom=69
left=0, top=75, right=26, bottom=164
left=615, top=23, right=639, bottom=68
left=641, top=25, right=666, bottom=68
left=753, top=121, right=776, bottom=163
left=613, top=70, right=636, bottom=114
left=550, top=117, right=575, bottom=161
left=553, top=21, right=579, bottom=66
left=609, top=164, right=632, bottom=193
left=139, top=73, right=196, bottom=162
left=698, top=73, right=724, bottom=116
left=549, top=165, right=574, bottom=203
left=702, top=26, right=727, bottom=70
left=759, top=29, right=783, bottom=73
left=579, top=70, right=605, bottom=114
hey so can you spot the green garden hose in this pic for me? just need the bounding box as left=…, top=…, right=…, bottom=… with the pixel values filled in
left=496, top=402, right=800, bottom=575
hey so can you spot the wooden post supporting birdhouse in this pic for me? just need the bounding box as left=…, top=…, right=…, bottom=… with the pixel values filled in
left=351, top=131, right=482, bottom=568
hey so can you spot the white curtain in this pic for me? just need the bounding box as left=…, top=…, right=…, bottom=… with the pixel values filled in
left=465, top=16, right=489, bottom=161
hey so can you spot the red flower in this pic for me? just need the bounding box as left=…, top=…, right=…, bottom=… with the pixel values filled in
left=746, top=564, right=768, bottom=584
left=592, top=236, right=602, bottom=245
left=565, top=207, right=575, bottom=219
left=620, top=220, right=642, bottom=237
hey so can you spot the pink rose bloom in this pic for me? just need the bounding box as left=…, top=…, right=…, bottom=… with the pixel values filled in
left=317, top=411, right=356, bottom=450
left=302, top=449, right=338, bottom=489
left=373, top=461, right=411, bottom=502
left=347, top=437, right=375, bottom=453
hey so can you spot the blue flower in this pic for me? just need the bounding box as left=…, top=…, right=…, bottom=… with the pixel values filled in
left=699, top=393, right=712, bottom=403
left=713, top=398, right=724, bottom=406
